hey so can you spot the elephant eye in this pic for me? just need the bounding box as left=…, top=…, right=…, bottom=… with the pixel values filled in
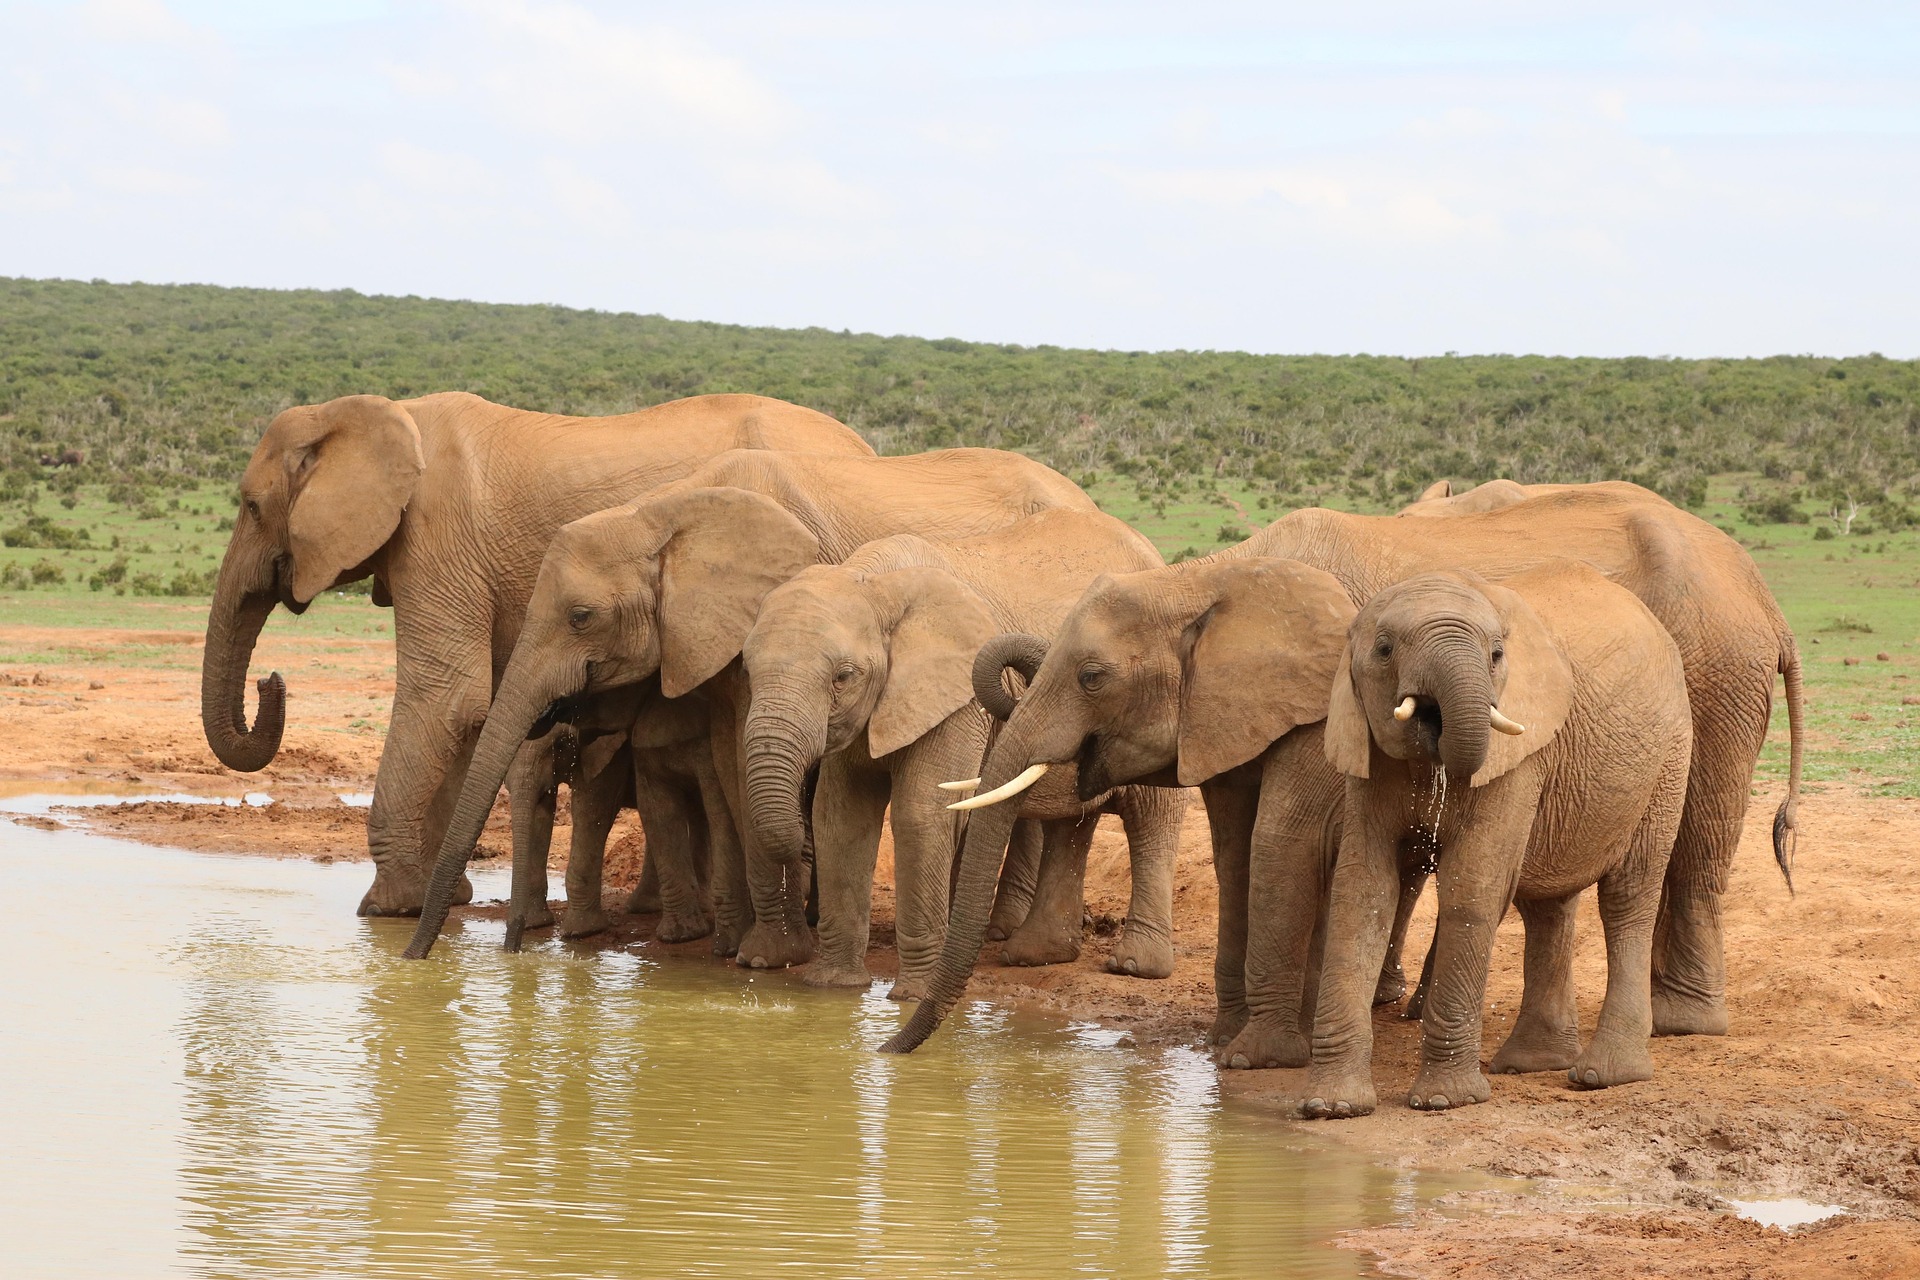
left=833, top=664, right=855, bottom=686
left=1491, top=645, right=1505, bottom=664
left=1078, top=664, right=1105, bottom=693
left=568, top=606, right=593, bottom=630
left=1375, top=637, right=1393, bottom=659
left=244, top=497, right=262, bottom=521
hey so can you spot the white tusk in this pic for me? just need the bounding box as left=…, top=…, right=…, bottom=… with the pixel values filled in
left=937, top=777, right=981, bottom=792
left=1489, top=705, right=1527, bottom=736
left=1393, top=696, right=1417, bottom=722
left=946, top=763, right=1049, bottom=811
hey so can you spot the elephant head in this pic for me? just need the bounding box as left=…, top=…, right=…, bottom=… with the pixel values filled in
left=739, top=554, right=997, bottom=866
left=402, top=487, right=821, bottom=957
left=1323, top=570, right=1572, bottom=787
left=881, top=556, right=1354, bottom=1053
left=201, top=395, right=424, bottom=771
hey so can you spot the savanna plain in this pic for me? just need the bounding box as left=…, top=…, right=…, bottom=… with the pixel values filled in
left=3, top=279, right=1919, bottom=1278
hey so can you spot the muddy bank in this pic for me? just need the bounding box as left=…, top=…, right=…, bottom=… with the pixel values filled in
left=5, top=624, right=1919, bottom=1277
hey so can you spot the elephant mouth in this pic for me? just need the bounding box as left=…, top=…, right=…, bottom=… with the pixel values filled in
left=1075, top=733, right=1110, bottom=801
left=529, top=691, right=591, bottom=740
left=1404, top=696, right=1443, bottom=758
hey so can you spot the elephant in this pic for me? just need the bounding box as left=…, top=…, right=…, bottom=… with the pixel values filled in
left=1302, top=564, right=1691, bottom=1116
left=736, top=509, right=1184, bottom=1000
left=402, top=446, right=1103, bottom=968
left=1213, top=486, right=1802, bottom=1038
left=880, top=555, right=1364, bottom=1060
left=1400, top=478, right=1650, bottom=518
left=199, top=391, right=872, bottom=917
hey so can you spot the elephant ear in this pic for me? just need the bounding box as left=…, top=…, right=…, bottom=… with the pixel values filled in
left=868, top=568, right=998, bottom=758
left=285, top=397, right=424, bottom=603
left=1471, top=582, right=1574, bottom=787
left=1417, top=478, right=1453, bottom=501
left=1176, top=559, right=1356, bottom=785
left=654, top=488, right=822, bottom=698
left=1322, top=644, right=1372, bottom=779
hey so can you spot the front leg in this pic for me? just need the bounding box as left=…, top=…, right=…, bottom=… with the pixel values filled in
left=361, top=674, right=487, bottom=916
left=630, top=747, right=714, bottom=944
left=504, top=734, right=560, bottom=951
left=986, top=821, right=1043, bottom=942
left=560, top=735, right=633, bottom=940
left=804, top=749, right=889, bottom=990
left=1303, top=778, right=1401, bottom=1119
left=1108, top=785, right=1186, bottom=979
left=1200, top=774, right=1257, bottom=1051
left=1489, top=892, right=1581, bottom=1073
left=1001, top=815, right=1097, bottom=967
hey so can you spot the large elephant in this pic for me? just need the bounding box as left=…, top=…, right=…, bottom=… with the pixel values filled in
left=1303, top=565, right=1692, bottom=1116
left=1212, top=487, right=1802, bottom=1038
left=879, top=556, right=1361, bottom=1059
left=402, top=447, right=1101, bottom=967
left=737, top=510, right=1183, bottom=999
left=1399, top=478, right=1651, bottom=518
left=199, top=391, right=871, bottom=916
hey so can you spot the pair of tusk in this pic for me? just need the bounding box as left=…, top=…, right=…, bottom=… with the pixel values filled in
left=937, top=777, right=981, bottom=792
left=1395, top=694, right=1527, bottom=737
left=946, top=763, right=1049, bottom=811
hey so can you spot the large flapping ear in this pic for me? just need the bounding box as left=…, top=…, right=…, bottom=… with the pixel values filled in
left=1176, top=558, right=1357, bottom=785
left=654, top=488, right=822, bottom=697
left=1321, top=643, right=1373, bottom=779
left=867, top=568, right=998, bottom=758
left=1471, top=581, right=1574, bottom=786
left=285, top=397, right=424, bottom=603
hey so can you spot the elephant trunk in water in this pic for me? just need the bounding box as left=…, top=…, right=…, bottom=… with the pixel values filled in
left=881, top=712, right=1043, bottom=1055
left=199, top=540, right=288, bottom=772
left=403, top=651, right=576, bottom=959
left=742, top=681, right=830, bottom=867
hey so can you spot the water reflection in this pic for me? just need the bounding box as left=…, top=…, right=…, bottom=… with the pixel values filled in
left=1, top=820, right=1436, bottom=1279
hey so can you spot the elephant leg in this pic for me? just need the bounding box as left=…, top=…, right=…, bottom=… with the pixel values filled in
left=1576, top=745, right=1686, bottom=1087
left=631, top=753, right=712, bottom=944
left=627, top=846, right=662, bottom=915
left=986, top=820, right=1043, bottom=943
left=1377, top=862, right=1429, bottom=1007
left=560, top=737, right=631, bottom=940
left=1650, top=740, right=1756, bottom=1037
left=1403, top=932, right=1437, bottom=1021
left=1001, top=815, right=1097, bottom=968
left=1489, top=892, right=1581, bottom=1073
left=1107, top=785, right=1185, bottom=980
left=1200, top=775, right=1256, bottom=1050
left=1303, top=788, right=1402, bottom=1120
left=504, top=735, right=561, bottom=951
left=360, top=684, right=484, bottom=916
left=804, top=751, right=889, bottom=990
left=1224, top=737, right=1342, bottom=1069
left=1406, top=789, right=1537, bottom=1113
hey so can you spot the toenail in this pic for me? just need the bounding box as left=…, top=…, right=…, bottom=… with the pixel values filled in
left=1230, top=1053, right=1249, bottom=1069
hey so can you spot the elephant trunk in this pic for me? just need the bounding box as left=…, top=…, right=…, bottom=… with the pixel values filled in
left=881, top=724, right=1034, bottom=1054
left=199, top=541, right=287, bottom=772
left=1418, top=635, right=1494, bottom=783
left=742, top=682, right=829, bottom=867
left=972, top=632, right=1050, bottom=721
left=403, top=651, right=576, bottom=959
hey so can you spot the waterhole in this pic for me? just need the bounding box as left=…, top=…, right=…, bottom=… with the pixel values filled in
left=1, top=817, right=1448, bottom=1278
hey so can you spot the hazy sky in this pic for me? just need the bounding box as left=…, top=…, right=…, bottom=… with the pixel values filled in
left=3, top=0, right=1916, bottom=355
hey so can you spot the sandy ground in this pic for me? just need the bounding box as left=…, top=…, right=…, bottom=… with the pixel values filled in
left=5, top=625, right=1919, bottom=1278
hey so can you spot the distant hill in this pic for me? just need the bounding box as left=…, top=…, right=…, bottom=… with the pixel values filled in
left=2, top=276, right=1915, bottom=519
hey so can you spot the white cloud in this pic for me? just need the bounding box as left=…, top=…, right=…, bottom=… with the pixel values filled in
left=81, top=0, right=195, bottom=45
left=92, top=165, right=200, bottom=195
left=539, top=157, right=630, bottom=234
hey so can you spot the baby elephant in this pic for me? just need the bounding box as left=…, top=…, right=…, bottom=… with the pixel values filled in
left=1303, top=563, right=1691, bottom=1117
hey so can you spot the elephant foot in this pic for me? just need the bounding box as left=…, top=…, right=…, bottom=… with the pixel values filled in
left=1490, top=1017, right=1580, bottom=1074
left=1373, top=962, right=1407, bottom=1008
left=1001, top=931, right=1080, bottom=967
left=625, top=884, right=662, bottom=916
left=1407, top=1064, right=1492, bottom=1111
left=1208, top=1006, right=1248, bottom=1048
left=1650, top=983, right=1728, bottom=1037
left=560, top=903, right=611, bottom=939
left=985, top=905, right=1027, bottom=944
left=1219, top=1020, right=1308, bottom=1070
left=1402, top=977, right=1430, bottom=1021
left=1568, top=1033, right=1654, bottom=1090
left=1105, top=929, right=1173, bottom=979
left=711, top=916, right=746, bottom=959
left=1301, top=1066, right=1377, bottom=1120
left=503, top=905, right=555, bottom=952
left=803, top=961, right=873, bottom=990
left=735, top=921, right=814, bottom=970
left=358, top=865, right=470, bottom=917
left=888, top=974, right=930, bottom=1002
left=656, top=908, right=714, bottom=945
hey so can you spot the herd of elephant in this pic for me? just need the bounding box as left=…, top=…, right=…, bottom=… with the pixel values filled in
left=199, top=390, right=1802, bottom=1118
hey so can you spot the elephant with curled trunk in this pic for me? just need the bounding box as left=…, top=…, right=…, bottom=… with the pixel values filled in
left=1303, top=565, right=1691, bottom=1116
left=403, top=447, right=1102, bottom=968
left=1212, top=486, right=1802, bottom=1039
left=738, top=510, right=1185, bottom=1000
left=199, top=391, right=870, bottom=917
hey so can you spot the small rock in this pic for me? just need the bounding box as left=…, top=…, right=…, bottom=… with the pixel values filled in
left=1902, top=695, right=1920, bottom=706
left=1850, top=711, right=1873, bottom=721
left=88, top=680, right=104, bottom=690
left=1877, top=652, right=1892, bottom=662
left=1844, top=656, right=1861, bottom=666
left=1810, top=637, right=1822, bottom=644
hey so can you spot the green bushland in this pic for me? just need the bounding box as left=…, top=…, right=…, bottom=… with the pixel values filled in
left=0, top=276, right=1914, bottom=794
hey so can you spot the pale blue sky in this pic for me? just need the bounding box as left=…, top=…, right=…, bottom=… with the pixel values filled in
left=3, top=0, right=1916, bottom=355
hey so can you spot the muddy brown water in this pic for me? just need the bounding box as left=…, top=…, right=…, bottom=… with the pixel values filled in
left=1, top=812, right=1455, bottom=1278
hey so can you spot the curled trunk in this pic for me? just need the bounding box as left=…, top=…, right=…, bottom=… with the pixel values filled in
left=1427, top=644, right=1494, bottom=783
left=199, top=545, right=287, bottom=772
left=971, top=632, right=1049, bottom=721
left=881, top=727, right=1033, bottom=1053
left=403, top=655, right=573, bottom=959
left=742, top=685, right=829, bottom=867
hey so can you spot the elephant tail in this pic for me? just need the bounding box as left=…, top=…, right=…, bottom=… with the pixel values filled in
left=1772, top=631, right=1804, bottom=895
